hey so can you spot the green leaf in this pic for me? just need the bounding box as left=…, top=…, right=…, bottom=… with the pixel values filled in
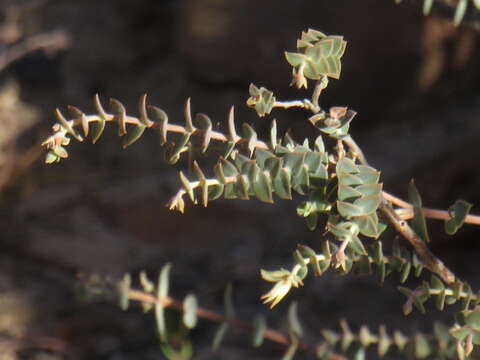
left=354, top=348, right=365, bottom=360
left=398, top=286, right=414, bottom=315
left=298, top=245, right=321, bottom=275
left=356, top=165, right=380, bottom=184
left=242, top=123, right=258, bottom=157
left=348, top=236, right=367, bottom=255
left=118, top=273, right=131, bottom=311
left=337, top=201, right=364, bottom=218
left=354, top=213, right=386, bottom=238
left=336, top=158, right=358, bottom=174
left=450, top=327, right=471, bottom=342
left=122, top=124, right=146, bottom=148
left=54, top=108, right=83, bottom=142
left=149, top=105, right=169, bottom=145
left=285, top=52, right=307, bottom=67
left=356, top=184, right=383, bottom=197
left=408, top=180, right=430, bottom=243
left=45, top=151, right=59, bottom=164
left=415, top=333, right=431, bottom=359
left=183, top=98, right=194, bottom=133
left=284, top=152, right=306, bottom=175
left=208, top=184, right=224, bottom=200
left=183, top=293, right=198, bottom=329
left=454, top=0, right=468, bottom=26
left=400, top=262, right=411, bottom=283
left=270, top=119, right=278, bottom=149
left=216, top=158, right=238, bottom=182
left=423, top=0, right=434, bottom=15
left=445, top=200, right=472, bottom=235
left=436, top=290, right=446, bottom=311
left=305, top=213, right=318, bottom=231
left=353, top=195, right=382, bottom=216
left=212, top=322, right=229, bottom=351
left=179, top=171, right=195, bottom=202
left=282, top=339, right=299, bottom=360
left=292, top=165, right=310, bottom=194
left=378, top=325, right=391, bottom=357
left=273, top=168, right=292, bottom=200
left=166, top=133, right=191, bottom=164
left=391, top=331, right=407, bottom=351
left=110, top=98, right=127, bottom=136
left=322, top=329, right=340, bottom=345
left=253, top=171, right=274, bottom=203
left=260, top=268, right=291, bottom=282
left=139, top=271, right=155, bottom=293
left=288, top=301, right=303, bottom=338
left=430, top=274, right=445, bottom=292
left=338, top=185, right=362, bottom=201
left=466, top=310, right=480, bottom=331
left=156, top=263, right=171, bottom=342
left=337, top=173, right=363, bottom=186
left=53, top=146, right=68, bottom=159
left=137, top=94, right=150, bottom=126
left=235, top=174, right=250, bottom=199
left=91, top=118, right=106, bottom=144
left=195, top=113, right=212, bottom=152
left=251, top=315, right=267, bottom=348
left=224, top=283, right=235, bottom=319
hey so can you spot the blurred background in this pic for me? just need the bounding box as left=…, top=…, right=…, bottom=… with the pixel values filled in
left=0, top=0, right=479, bottom=359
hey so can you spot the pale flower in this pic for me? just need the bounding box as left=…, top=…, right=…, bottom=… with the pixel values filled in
left=261, top=278, right=292, bottom=308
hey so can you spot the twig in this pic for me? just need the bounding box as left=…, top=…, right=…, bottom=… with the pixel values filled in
left=273, top=99, right=316, bottom=112
left=342, top=135, right=457, bottom=284
left=311, top=78, right=324, bottom=112
left=380, top=201, right=456, bottom=283
left=0, top=30, right=69, bottom=72
left=127, top=288, right=347, bottom=360
left=382, top=192, right=480, bottom=225
left=42, top=100, right=270, bottom=153
left=395, top=207, right=480, bottom=225
left=273, top=79, right=325, bottom=114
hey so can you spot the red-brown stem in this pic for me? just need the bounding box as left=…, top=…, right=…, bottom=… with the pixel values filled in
left=127, top=289, right=348, bottom=360
left=128, top=289, right=294, bottom=346
left=383, top=192, right=480, bottom=226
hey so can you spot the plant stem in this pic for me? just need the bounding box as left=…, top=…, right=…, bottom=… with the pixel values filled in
left=342, top=135, right=457, bottom=284
left=127, top=288, right=348, bottom=360
left=44, top=104, right=480, bottom=229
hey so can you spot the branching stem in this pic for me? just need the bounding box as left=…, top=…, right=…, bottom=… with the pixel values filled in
left=341, top=135, right=457, bottom=284
left=127, top=288, right=348, bottom=360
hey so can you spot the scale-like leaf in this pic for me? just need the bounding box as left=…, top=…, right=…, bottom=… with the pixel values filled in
left=252, top=315, right=267, bottom=347
left=122, top=124, right=146, bottom=148
left=212, top=322, right=229, bottom=351
left=288, top=301, right=303, bottom=338
left=408, top=180, right=430, bottom=243
left=445, top=200, right=472, bottom=235
left=273, top=168, right=292, bottom=200
left=118, top=273, right=131, bottom=311
left=156, top=263, right=171, bottom=342
left=183, top=293, right=198, bottom=329
left=253, top=171, right=273, bottom=203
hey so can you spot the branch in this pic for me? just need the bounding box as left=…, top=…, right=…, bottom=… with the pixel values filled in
left=382, top=192, right=480, bottom=226
left=41, top=96, right=269, bottom=154
left=127, top=288, right=347, bottom=360
left=342, top=135, right=457, bottom=284
left=0, top=30, right=69, bottom=72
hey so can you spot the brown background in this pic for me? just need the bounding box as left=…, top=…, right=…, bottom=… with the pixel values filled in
left=0, top=0, right=479, bottom=359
